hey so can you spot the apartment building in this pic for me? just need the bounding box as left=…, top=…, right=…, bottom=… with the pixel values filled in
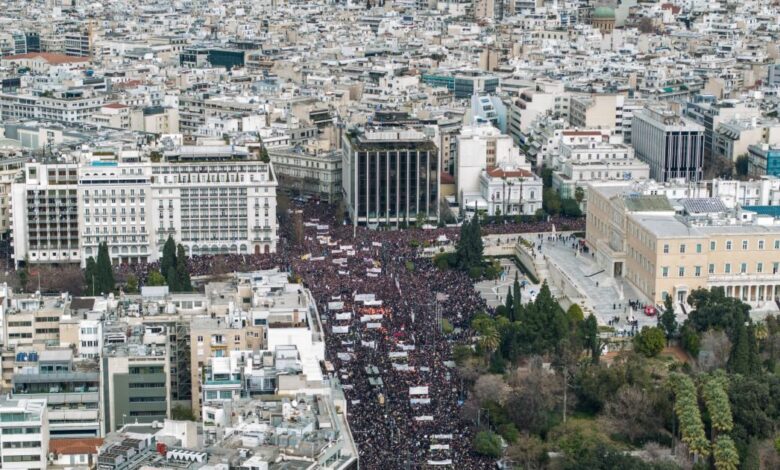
left=11, top=147, right=279, bottom=267
left=12, top=349, right=101, bottom=439
left=456, top=123, right=523, bottom=199
left=552, top=141, right=650, bottom=199
left=0, top=397, right=48, bottom=470
left=632, top=106, right=705, bottom=182
left=342, top=128, right=440, bottom=226
left=100, top=324, right=171, bottom=434
left=189, top=318, right=253, bottom=417
left=268, top=146, right=342, bottom=202
left=153, top=146, right=278, bottom=256
left=0, top=155, right=25, bottom=238
left=10, top=161, right=81, bottom=266
left=78, top=161, right=153, bottom=266
left=587, top=184, right=780, bottom=306
left=0, top=90, right=104, bottom=124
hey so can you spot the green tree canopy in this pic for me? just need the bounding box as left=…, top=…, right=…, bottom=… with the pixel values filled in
left=633, top=326, right=665, bottom=358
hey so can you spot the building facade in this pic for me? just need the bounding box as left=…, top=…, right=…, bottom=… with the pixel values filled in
left=342, top=129, right=440, bottom=226
left=632, top=106, right=705, bottom=182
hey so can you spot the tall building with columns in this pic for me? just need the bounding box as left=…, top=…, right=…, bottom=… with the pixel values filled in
left=587, top=183, right=780, bottom=307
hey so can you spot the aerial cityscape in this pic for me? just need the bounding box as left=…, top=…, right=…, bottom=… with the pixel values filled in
left=0, top=0, right=780, bottom=469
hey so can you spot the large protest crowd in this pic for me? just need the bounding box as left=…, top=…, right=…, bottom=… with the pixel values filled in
left=114, top=204, right=582, bottom=466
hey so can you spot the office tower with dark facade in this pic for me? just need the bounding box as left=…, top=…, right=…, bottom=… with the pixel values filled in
left=632, top=106, right=705, bottom=182
left=342, top=129, right=440, bottom=226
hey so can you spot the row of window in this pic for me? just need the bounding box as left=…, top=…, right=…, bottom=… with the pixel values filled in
left=663, top=239, right=780, bottom=254
left=661, top=262, right=780, bottom=277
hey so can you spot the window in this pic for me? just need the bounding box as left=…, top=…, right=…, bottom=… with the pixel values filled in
left=776, top=240, right=780, bottom=249
left=678, top=266, right=685, bottom=277
left=759, top=240, right=765, bottom=250
left=663, top=244, right=669, bottom=254
left=741, top=263, right=747, bottom=274
left=774, top=262, right=779, bottom=274
left=742, top=240, right=749, bottom=250
left=694, top=266, right=701, bottom=277
left=709, top=264, right=715, bottom=274
left=757, top=262, right=763, bottom=273
left=679, top=244, right=686, bottom=254
left=662, top=267, right=669, bottom=277
left=696, top=243, right=702, bottom=253
left=725, top=263, right=731, bottom=274
left=710, top=241, right=716, bottom=251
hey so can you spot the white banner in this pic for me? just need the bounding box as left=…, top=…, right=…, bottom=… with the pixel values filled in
left=336, top=352, right=353, bottom=361
left=410, top=398, right=431, bottom=405
left=415, top=416, right=434, bottom=421
left=354, top=294, right=376, bottom=302
left=328, top=302, right=344, bottom=311
left=409, top=386, right=429, bottom=396
left=361, top=314, right=383, bottom=322
left=361, top=340, right=376, bottom=348
left=332, top=326, right=350, bottom=334
left=398, top=344, right=416, bottom=351
left=389, top=351, right=408, bottom=358
left=367, top=273, right=378, bottom=277
left=366, top=322, right=382, bottom=329
left=392, top=364, right=414, bottom=371
left=431, top=434, right=453, bottom=440
left=372, top=242, right=382, bottom=247
left=430, top=444, right=450, bottom=450
left=427, top=460, right=452, bottom=465
left=335, top=312, right=352, bottom=320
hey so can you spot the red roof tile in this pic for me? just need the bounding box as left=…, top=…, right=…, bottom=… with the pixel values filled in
left=49, top=438, right=104, bottom=456
left=103, top=103, right=129, bottom=109
left=486, top=167, right=533, bottom=178
left=1, top=53, right=90, bottom=65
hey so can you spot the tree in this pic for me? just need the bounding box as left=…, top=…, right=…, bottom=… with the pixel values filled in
left=728, top=318, right=751, bottom=375
left=713, top=435, right=740, bottom=470
left=543, top=188, right=561, bottom=215
left=604, top=385, right=663, bottom=444
left=702, top=375, right=733, bottom=434
left=95, top=242, right=115, bottom=294
left=259, top=145, right=270, bottom=163
left=735, top=154, right=749, bottom=177
left=507, top=358, right=562, bottom=435
left=681, top=323, right=701, bottom=357
left=85, top=256, right=97, bottom=296
left=455, top=216, right=483, bottom=271
left=176, top=244, right=192, bottom=292
left=125, top=274, right=139, bottom=293
left=658, top=294, right=678, bottom=344
left=335, top=198, right=346, bottom=225
left=699, top=330, right=732, bottom=372
left=473, top=431, right=502, bottom=458
left=171, top=405, right=196, bottom=421
left=574, top=186, right=585, bottom=204
left=541, top=167, right=553, bottom=188
left=560, top=198, right=582, bottom=217
left=506, top=434, right=548, bottom=470
left=166, top=266, right=180, bottom=292
left=634, top=326, right=666, bottom=358
left=18, top=256, right=29, bottom=292
left=161, top=236, right=177, bottom=279
left=582, top=314, right=601, bottom=363
left=415, top=211, right=427, bottom=228
left=147, top=270, right=166, bottom=286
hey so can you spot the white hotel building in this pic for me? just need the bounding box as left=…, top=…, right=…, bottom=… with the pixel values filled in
left=11, top=146, right=278, bottom=267
left=0, top=397, right=48, bottom=470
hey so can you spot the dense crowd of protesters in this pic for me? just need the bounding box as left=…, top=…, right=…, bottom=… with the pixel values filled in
left=114, top=204, right=582, bottom=466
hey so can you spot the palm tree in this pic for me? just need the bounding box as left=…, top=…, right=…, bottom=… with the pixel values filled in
left=506, top=180, right=514, bottom=215
left=479, top=326, right=500, bottom=355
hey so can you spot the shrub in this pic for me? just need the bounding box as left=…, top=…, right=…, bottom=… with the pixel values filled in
left=453, top=345, right=473, bottom=365
left=498, top=423, right=520, bottom=444
left=634, top=326, right=666, bottom=358
left=469, top=266, right=485, bottom=279
left=405, top=261, right=415, bottom=272
left=473, top=431, right=503, bottom=458
left=441, top=318, right=454, bottom=334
